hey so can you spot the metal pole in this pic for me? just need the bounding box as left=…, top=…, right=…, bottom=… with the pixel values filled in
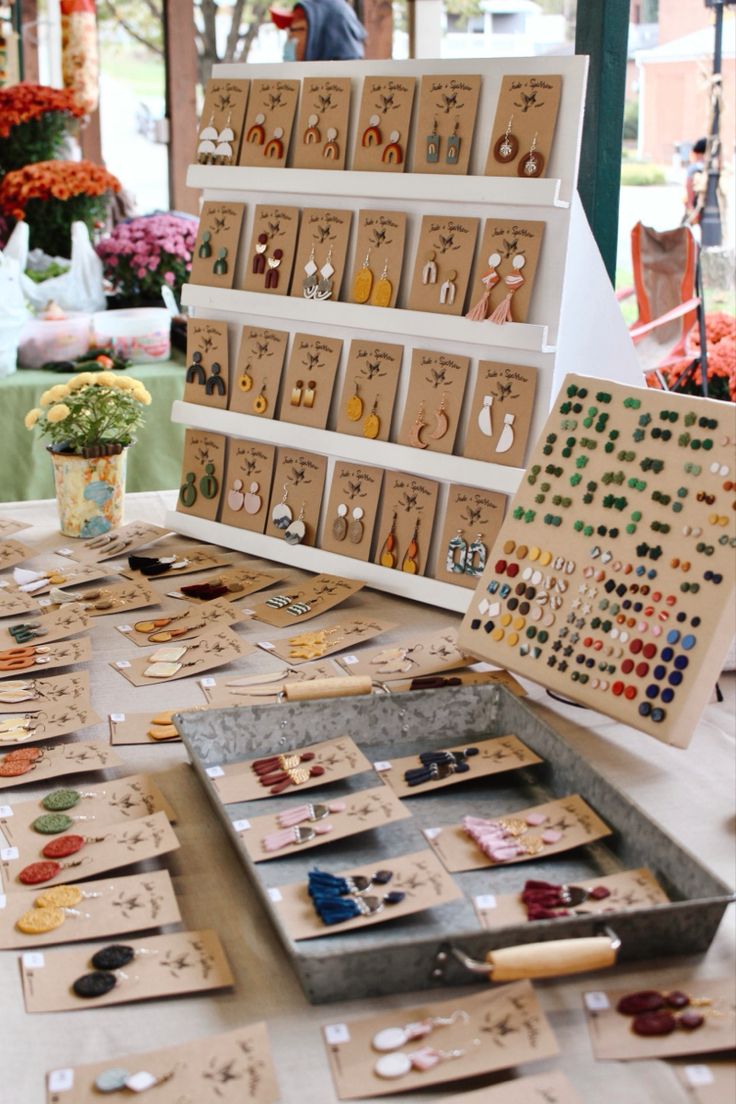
left=700, top=1, right=723, bottom=248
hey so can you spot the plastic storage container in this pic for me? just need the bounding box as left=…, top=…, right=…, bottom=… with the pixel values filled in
left=92, top=307, right=171, bottom=364
left=18, top=313, right=91, bottom=369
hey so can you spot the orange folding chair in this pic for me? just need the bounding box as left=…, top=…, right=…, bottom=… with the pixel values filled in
left=616, top=222, right=709, bottom=396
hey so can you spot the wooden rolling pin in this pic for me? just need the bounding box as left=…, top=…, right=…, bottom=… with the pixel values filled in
left=282, top=675, right=373, bottom=702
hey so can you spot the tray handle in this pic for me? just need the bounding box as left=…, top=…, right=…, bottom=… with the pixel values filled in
left=281, top=676, right=378, bottom=702
left=434, top=927, right=620, bottom=983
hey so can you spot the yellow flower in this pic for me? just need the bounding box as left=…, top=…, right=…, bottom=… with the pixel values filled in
left=115, top=376, right=138, bottom=391
left=47, top=383, right=70, bottom=402
left=24, top=407, right=41, bottom=429
left=67, top=372, right=93, bottom=391
left=46, top=402, right=71, bottom=423
left=133, top=386, right=152, bottom=405
left=39, top=389, right=53, bottom=407
left=94, top=371, right=117, bottom=387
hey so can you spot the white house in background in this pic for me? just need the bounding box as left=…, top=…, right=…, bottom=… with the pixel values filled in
left=442, top=0, right=567, bottom=58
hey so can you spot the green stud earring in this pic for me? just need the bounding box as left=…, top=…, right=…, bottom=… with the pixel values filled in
left=179, top=472, right=197, bottom=508
left=200, top=462, right=219, bottom=499
left=213, top=247, right=229, bottom=275
left=198, top=230, right=212, bottom=259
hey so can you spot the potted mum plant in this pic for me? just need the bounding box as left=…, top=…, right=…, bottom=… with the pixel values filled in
left=0, top=83, right=84, bottom=175
left=96, top=213, right=198, bottom=307
left=24, top=369, right=152, bottom=537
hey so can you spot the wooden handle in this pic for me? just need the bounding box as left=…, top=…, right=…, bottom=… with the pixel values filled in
left=283, top=676, right=373, bottom=702
left=487, top=936, right=617, bottom=981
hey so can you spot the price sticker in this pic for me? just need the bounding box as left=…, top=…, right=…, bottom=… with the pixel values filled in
left=324, top=1023, right=350, bottom=1045
left=1, top=846, right=19, bottom=861
left=342, top=655, right=359, bottom=665
left=423, top=827, right=441, bottom=841
left=110, top=713, right=126, bottom=723
left=584, top=991, right=610, bottom=1012
left=232, top=819, right=251, bottom=833
left=373, top=761, right=392, bottom=772
left=685, top=1066, right=714, bottom=1087
left=205, top=766, right=224, bottom=779
left=48, top=1069, right=74, bottom=1093
left=22, top=952, right=45, bottom=969
left=118, top=624, right=133, bottom=633
left=258, top=642, right=275, bottom=650
left=475, top=894, right=497, bottom=911
left=267, top=887, right=283, bottom=903
left=115, top=660, right=131, bottom=669
left=200, top=677, right=216, bottom=688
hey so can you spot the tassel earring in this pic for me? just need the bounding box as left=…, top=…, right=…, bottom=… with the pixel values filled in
left=466, top=252, right=501, bottom=321
left=352, top=248, right=373, bottom=303
left=379, top=512, right=398, bottom=568
left=488, top=254, right=526, bottom=325
left=446, top=530, right=467, bottom=574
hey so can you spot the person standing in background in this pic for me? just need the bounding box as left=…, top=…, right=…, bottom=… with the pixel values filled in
left=683, top=137, right=707, bottom=228
left=270, top=0, right=366, bottom=61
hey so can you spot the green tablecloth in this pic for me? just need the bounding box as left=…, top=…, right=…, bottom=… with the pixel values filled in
left=0, top=360, right=186, bottom=502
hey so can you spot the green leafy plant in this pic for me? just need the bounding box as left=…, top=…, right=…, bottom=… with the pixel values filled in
left=25, top=370, right=152, bottom=455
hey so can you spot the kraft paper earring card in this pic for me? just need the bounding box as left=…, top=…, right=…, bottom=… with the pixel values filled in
left=411, top=74, right=481, bottom=175
left=220, top=440, right=276, bottom=535
left=407, top=215, right=479, bottom=316
left=433, top=483, right=507, bottom=590
left=293, top=76, right=351, bottom=170
left=463, top=361, right=538, bottom=468
left=466, top=219, right=545, bottom=325
left=373, top=472, right=439, bottom=577
left=335, top=340, right=403, bottom=441
left=196, top=78, right=250, bottom=165
left=278, top=333, right=343, bottom=430
left=290, top=207, right=352, bottom=302
left=189, top=202, right=245, bottom=290
left=184, top=319, right=230, bottom=409
left=485, top=74, right=562, bottom=178
left=177, top=430, right=227, bottom=523
left=243, top=204, right=300, bottom=296
left=229, top=325, right=288, bottom=418
left=397, top=348, right=470, bottom=455
left=352, top=75, right=415, bottom=173
left=320, top=462, right=383, bottom=561
left=240, top=78, right=300, bottom=168
left=349, top=210, right=407, bottom=309
left=264, top=448, right=327, bottom=546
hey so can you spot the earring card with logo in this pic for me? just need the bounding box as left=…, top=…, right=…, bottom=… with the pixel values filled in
left=219, top=440, right=276, bottom=534
left=242, top=204, right=300, bottom=296
left=45, top=1022, right=280, bottom=1104
left=0, top=741, right=119, bottom=791
left=239, top=77, right=300, bottom=168
left=320, top=462, right=383, bottom=561
left=442, top=1072, right=583, bottom=1104
left=289, top=207, right=353, bottom=302
left=183, top=319, right=229, bottom=409
left=0, top=517, right=31, bottom=538
left=407, top=215, right=479, bottom=316
left=323, top=980, right=557, bottom=1099
left=0, top=810, right=179, bottom=893
left=0, top=701, right=101, bottom=749
left=352, top=75, right=416, bottom=172
left=348, top=210, right=407, bottom=308
left=0, top=670, right=91, bottom=715
left=1, top=869, right=181, bottom=951
left=0, top=586, right=41, bottom=618
left=335, top=340, right=403, bottom=440
left=165, top=564, right=284, bottom=605
left=467, top=219, right=545, bottom=325
left=256, top=617, right=395, bottom=664
left=112, top=626, right=256, bottom=688
left=21, top=928, right=234, bottom=1013
left=121, top=547, right=229, bottom=582
left=292, top=76, right=351, bottom=170
left=411, top=74, right=482, bottom=175
left=459, top=374, right=736, bottom=746
left=463, top=361, right=538, bottom=468
left=336, top=626, right=470, bottom=682
left=195, top=78, right=250, bottom=165
left=433, top=483, right=507, bottom=589
left=54, top=522, right=171, bottom=563
left=9, top=560, right=112, bottom=598
left=373, top=471, right=439, bottom=576
left=249, top=575, right=365, bottom=628
left=229, top=325, right=288, bottom=419
left=278, top=333, right=343, bottom=429
left=68, top=579, right=159, bottom=619
left=197, top=660, right=344, bottom=707
left=1, top=606, right=89, bottom=647
left=116, top=600, right=241, bottom=648
left=375, top=733, right=540, bottom=798
left=189, top=202, right=245, bottom=290
left=108, top=705, right=215, bottom=743
left=176, top=430, right=227, bottom=523
left=397, top=348, right=470, bottom=455
left=264, top=448, right=327, bottom=546
left=485, top=74, right=562, bottom=178
left=0, top=635, right=90, bottom=681
left=0, top=540, right=33, bottom=571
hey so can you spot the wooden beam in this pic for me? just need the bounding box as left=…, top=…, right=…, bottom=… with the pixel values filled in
left=79, top=106, right=103, bottom=164
left=18, top=0, right=39, bottom=82
left=575, top=3, right=629, bottom=283
left=362, top=0, right=392, bottom=59
left=163, top=0, right=199, bottom=215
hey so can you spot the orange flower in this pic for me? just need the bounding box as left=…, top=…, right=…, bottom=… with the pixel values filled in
left=0, top=160, right=121, bottom=217
left=0, top=84, right=84, bottom=138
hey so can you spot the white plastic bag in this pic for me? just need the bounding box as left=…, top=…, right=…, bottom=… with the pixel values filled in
left=4, top=220, right=106, bottom=313
left=0, top=248, right=30, bottom=378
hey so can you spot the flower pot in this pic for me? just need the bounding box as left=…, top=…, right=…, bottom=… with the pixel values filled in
left=49, top=447, right=127, bottom=538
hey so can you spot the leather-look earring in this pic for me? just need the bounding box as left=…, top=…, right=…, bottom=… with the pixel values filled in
left=228, top=479, right=245, bottom=511
left=422, top=250, right=438, bottom=285
left=264, top=126, right=284, bottom=158
left=323, top=127, right=339, bottom=159
left=446, top=120, right=460, bottom=165
left=466, top=252, right=501, bottom=321
left=352, top=248, right=373, bottom=303
left=402, top=521, right=419, bottom=574
left=265, top=248, right=283, bottom=289
left=244, top=482, right=262, bottom=514
left=204, top=362, right=226, bottom=396
left=466, top=534, right=487, bottom=577
left=349, top=507, right=365, bottom=544
left=370, top=259, right=392, bottom=307
left=362, top=114, right=382, bottom=147
left=253, top=232, right=268, bottom=274
left=302, top=380, right=317, bottom=409
left=284, top=504, right=306, bottom=545
left=197, top=231, right=212, bottom=259
left=518, top=132, right=544, bottom=178
left=346, top=380, right=363, bottom=421
left=429, top=393, right=449, bottom=440
left=382, top=130, right=403, bottom=164
left=493, top=116, right=518, bottom=163
left=253, top=382, right=268, bottom=413
left=333, top=503, right=348, bottom=541
left=304, top=112, right=321, bottom=144
left=272, top=485, right=292, bottom=529
left=363, top=397, right=380, bottom=439
left=200, top=463, right=219, bottom=499
left=213, top=247, right=228, bottom=276
left=439, top=269, right=457, bottom=306
left=179, top=473, right=197, bottom=508
left=409, top=402, right=428, bottom=449
left=246, top=113, right=266, bottom=144
left=290, top=379, right=303, bottom=407
left=186, top=351, right=206, bottom=385
left=303, top=245, right=318, bottom=298
left=477, top=395, right=494, bottom=437
left=379, top=513, right=398, bottom=568
left=446, top=530, right=467, bottom=574
left=426, top=119, right=440, bottom=163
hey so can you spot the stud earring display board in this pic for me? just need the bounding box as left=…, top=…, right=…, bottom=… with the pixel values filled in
left=169, top=57, right=642, bottom=612
left=457, top=374, right=736, bottom=747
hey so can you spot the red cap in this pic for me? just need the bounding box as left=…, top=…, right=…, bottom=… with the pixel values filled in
left=269, top=5, right=295, bottom=28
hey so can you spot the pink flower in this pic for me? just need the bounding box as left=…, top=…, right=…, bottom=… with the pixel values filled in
left=148, top=258, right=158, bottom=270
left=108, top=256, right=118, bottom=267
left=137, top=267, right=147, bottom=278
left=164, top=271, right=175, bottom=285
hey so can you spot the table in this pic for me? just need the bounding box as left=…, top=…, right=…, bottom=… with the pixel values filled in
left=0, top=363, right=186, bottom=502
left=1, top=492, right=734, bottom=1104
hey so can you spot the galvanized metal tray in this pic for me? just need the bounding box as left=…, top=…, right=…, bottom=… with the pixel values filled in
left=176, top=684, right=733, bottom=1004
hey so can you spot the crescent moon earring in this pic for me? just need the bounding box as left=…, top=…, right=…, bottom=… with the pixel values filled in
left=429, top=393, right=449, bottom=440
left=409, top=402, right=428, bottom=449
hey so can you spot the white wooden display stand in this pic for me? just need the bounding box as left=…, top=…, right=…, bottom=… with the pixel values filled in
left=167, top=57, right=642, bottom=613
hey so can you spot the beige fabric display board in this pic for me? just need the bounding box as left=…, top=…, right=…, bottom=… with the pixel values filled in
left=0, top=492, right=732, bottom=1104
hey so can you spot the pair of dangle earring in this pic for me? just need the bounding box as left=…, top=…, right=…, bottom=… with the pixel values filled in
left=410, top=395, right=448, bottom=449
left=446, top=530, right=487, bottom=577
left=351, top=249, right=393, bottom=307
left=186, top=352, right=226, bottom=396
left=379, top=514, right=420, bottom=573
left=238, top=366, right=269, bottom=412
left=246, top=113, right=285, bottom=159
left=179, top=463, right=218, bottom=508
left=304, top=114, right=339, bottom=158
left=253, top=234, right=283, bottom=288
left=198, top=232, right=227, bottom=275
left=362, top=115, right=404, bottom=163
left=493, top=115, right=544, bottom=177
left=197, top=113, right=235, bottom=164
left=347, top=383, right=381, bottom=438
left=303, top=246, right=335, bottom=300
left=227, top=480, right=262, bottom=514
left=425, top=119, right=461, bottom=165
left=332, top=504, right=365, bottom=545
left=290, top=379, right=316, bottom=408
left=477, top=395, right=516, bottom=453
